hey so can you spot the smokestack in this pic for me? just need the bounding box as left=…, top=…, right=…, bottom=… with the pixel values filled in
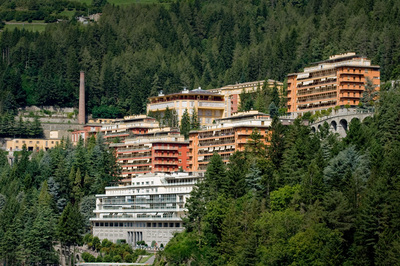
left=78, top=71, right=85, bottom=124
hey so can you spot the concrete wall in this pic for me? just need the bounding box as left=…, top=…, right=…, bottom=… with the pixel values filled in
left=310, top=108, right=374, bottom=137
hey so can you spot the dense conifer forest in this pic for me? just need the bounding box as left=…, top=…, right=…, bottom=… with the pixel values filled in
left=0, top=136, right=120, bottom=264
left=1, top=0, right=400, bottom=116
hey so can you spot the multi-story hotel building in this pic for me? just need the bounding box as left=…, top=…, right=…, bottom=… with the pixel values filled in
left=209, top=79, right=283, bottom=118
left=188, top=111, right=273, bottom=171
left=287, top=53, right=380, bottom=114
left=91, top=172, right=202, bottom=247
left=101, top=115, right=159, bottom=144
left=110, top=128, right=189, bottom=182
left=147, top=88, right=225, bottom=126
left=71, top=115, right=159, bottom=145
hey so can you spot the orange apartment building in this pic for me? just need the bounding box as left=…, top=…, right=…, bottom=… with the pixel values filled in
left=188, top=111, right=273, bottom=171
left=109, top=128, right=189, bottom=182
left=209, top=79, right=283, bottom=117
left=147, top=88, right=225, bottom=126
left=287, top=52, right=380, bottom=114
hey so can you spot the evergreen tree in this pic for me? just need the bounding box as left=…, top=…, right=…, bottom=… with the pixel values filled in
left=57, top=202, right=84, bottom=266
left=180, top=109, right=191, bottom=139
left=190, top=109, right=200, bottom=130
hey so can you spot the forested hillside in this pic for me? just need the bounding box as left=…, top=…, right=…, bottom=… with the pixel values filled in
left=1, top=0, right=400, bottom=117
left=0, top=136, right=120, bottom=264
left=158, top=83, right=400, bottom=265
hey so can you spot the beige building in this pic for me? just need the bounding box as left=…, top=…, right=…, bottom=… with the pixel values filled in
left=209, top=80, right=283, bottom=117
left=147, top=88, right=225, bottom=126
left=6, top=138, right=62, bottom=152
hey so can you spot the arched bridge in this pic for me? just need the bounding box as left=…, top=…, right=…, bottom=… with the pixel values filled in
left=310, top=108, right=374, bottom=137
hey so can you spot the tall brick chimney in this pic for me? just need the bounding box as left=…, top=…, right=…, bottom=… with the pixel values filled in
left=78, top=71, right=85, bottom=124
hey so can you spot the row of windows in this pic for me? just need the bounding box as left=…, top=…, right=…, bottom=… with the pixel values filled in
left=94, top=222, right=181, bottom=228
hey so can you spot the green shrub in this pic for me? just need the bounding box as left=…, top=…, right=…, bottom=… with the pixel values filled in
left=113, top=255, right=122, bottom=262
left=96, top=256, right=103, bottom=262
left=81, top=252, right=95, bottom=262
left=103, top=254, right=112, bottom=262
left=124, top=254, right=134, bottom=263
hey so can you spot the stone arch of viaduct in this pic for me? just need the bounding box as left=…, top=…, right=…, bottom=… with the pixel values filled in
left=309, top=109, right=374, bottom=137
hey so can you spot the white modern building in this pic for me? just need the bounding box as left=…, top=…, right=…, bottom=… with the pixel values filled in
left=91, top=172, right=202, bottom=247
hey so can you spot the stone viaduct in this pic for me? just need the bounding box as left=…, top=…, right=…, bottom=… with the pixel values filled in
left=309, top=108, right=374, bottom=137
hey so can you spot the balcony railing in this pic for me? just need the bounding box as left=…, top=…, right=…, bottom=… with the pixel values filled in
left=148, top=102, right=175, bottom=111
left=153, top=146, right=179, bottom=151
left=198, top=102, right=225, bottom=108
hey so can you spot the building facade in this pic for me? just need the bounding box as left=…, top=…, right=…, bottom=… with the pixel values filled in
left=147, top=88, right=225, bottom=126
left=91, top=172, right=202, bottom=247
left=188, top=111, right=273, bottom=171
left=6, top=138, right=62, bottom=152
left=71, top=115, right=158, bottom=145
left=110, top=128, right=189, bottom=182
left=287, top=53, right=380, bottom=115
left=209, top=79, right=283, bottom=117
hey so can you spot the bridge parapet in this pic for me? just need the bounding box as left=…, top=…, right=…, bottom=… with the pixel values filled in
left=310, top=108, right=374, bottom=137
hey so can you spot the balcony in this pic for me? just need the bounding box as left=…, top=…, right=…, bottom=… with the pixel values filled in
left=198, top=130, right=235, bottom=139
left=153, top=160, right=177, bottom=165
left=117, top=147, right=151, bottom=153
left=297, top=93, right=337, bottom=104
left=153, top=153, right=178, bottom=158
left=118, top=154, right=152, bottom=159
left=297, top=85, right=337, bottom=96
left=153, top=146, right=179, bottom=151
left=148, top=102, right=175, bottom=111
left=198, top=102, right=225, bottom=108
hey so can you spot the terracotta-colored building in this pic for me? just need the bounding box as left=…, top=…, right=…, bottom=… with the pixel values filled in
left=188, top=111, right=273, bottom=171
left=110, top=128, right=189, bottom=183
left=287, top=52, right=380, bottom=115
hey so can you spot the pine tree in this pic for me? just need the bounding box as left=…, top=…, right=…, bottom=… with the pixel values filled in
left=57, top=202, right=84, bottom=266
left=190, top=109, right=200, bottom=130
left=180, top=109, right=191, bottom=139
